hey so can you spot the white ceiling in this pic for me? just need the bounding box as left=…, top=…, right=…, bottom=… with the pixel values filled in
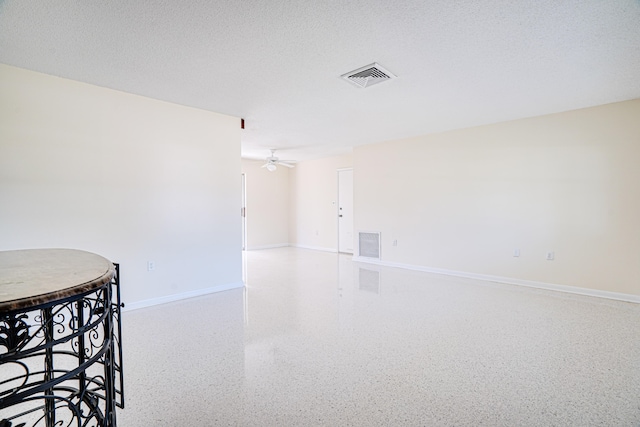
left=1, top=1, right=639, bottom=162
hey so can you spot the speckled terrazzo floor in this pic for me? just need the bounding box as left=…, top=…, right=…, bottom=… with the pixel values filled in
left=118, top=247, right=640, bottom=426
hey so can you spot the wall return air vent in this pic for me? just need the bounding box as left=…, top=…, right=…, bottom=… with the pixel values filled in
left=341, top=63, right=396, bottom=88
left=358, top=231, right=381, bottom=259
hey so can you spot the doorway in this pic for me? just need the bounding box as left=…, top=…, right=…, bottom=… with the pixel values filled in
left=338, top=168, right=353, bottom=254
left=241, top=173, right=247, bottom=251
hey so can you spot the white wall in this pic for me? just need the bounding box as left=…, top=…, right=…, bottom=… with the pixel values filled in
left=0, top=64, right=243, bottom=307
left=354, top=99, right=640, bottom=297
left=289, top=154, right=353, bottom=252
left=241, top=159, right=289, bottom=249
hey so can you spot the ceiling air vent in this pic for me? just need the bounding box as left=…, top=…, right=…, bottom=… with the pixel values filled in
left=341, top=63, right=396, bottom=88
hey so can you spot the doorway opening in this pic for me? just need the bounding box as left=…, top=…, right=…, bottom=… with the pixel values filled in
left=241, top=173, right=247, bottom=251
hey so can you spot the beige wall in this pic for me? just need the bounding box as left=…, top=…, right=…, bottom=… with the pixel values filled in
left=5, top=62, right=635, bottom=303
left=241, top=159, right=289, bottom=249
left=0, top=64, right=243, bottom=306
left=289, top=154, right=353, bottom=251
left=354, top=99, right=640, bottom=296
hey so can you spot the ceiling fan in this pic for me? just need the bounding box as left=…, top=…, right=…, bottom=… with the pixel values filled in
left=261, top=149, right=295, bottom=171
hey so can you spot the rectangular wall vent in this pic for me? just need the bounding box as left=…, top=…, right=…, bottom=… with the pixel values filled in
left=358, top=231, right=381, bottom=259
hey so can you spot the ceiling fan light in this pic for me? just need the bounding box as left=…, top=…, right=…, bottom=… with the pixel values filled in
left=266, top=163, right=277, bottom=172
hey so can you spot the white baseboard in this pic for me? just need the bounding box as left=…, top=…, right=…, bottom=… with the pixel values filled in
left=290, top=244, right=338, bottom=253
left=352, top=256, right=640, bottom=304
left=246, top=243, right=289, bottom=250
left=122, top=281, right=245, bottom=312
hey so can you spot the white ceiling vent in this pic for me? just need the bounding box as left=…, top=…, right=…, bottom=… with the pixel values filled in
left=341, top=63, right=396, bottom=88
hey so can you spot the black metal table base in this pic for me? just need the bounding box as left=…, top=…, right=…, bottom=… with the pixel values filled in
left=1, top=265, right=123, bottom=427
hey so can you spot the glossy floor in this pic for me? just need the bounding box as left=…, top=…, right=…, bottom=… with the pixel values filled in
left=119, top=248, right=640, bottom=426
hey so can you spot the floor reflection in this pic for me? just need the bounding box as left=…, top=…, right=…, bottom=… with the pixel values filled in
left=118, top=247, right=640, bottom=426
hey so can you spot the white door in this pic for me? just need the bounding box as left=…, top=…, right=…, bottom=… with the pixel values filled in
left=338, top=169, right=354, bottom=253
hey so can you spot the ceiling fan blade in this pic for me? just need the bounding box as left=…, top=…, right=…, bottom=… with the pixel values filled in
left=277, top=161, right=295, bottom=168
left=260, top=163, right=269, bottom=168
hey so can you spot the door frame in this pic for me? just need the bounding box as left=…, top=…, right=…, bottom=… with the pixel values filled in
left=241, top=173, right=247, bottom=251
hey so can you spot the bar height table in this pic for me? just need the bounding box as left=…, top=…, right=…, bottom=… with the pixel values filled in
left=0, top=249, right=123, bottom=427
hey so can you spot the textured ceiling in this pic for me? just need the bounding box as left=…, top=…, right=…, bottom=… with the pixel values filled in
left=1, top=1, right=640, bottom=162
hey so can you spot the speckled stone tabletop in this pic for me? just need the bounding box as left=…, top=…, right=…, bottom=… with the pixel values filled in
left=0, top=248, right=115, bottom=312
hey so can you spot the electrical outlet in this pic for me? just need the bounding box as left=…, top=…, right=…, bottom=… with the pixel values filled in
left=546, top=251, right=554, bottom=261
left=393, top=239, right=398, bottom=246
left=147, top=261, right=155, bottom=271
